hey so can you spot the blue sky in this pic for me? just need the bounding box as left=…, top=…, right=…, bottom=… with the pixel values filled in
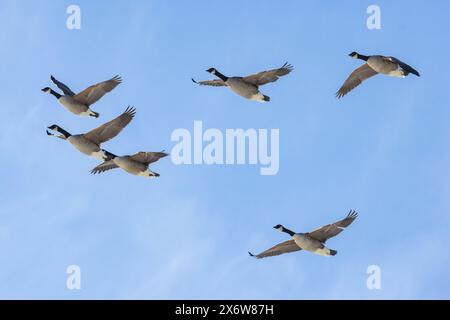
left=0, top=0, right=449, bottom=299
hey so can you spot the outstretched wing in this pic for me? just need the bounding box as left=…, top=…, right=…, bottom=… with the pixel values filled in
left=90, top=160, right=119, bottom=175
left=243, top=62, right=293, bottom=86
left=308, top=210, right=358, bottom=243
left=73, top=75, right=122, bottom=106
left=84, top=106, right=136, bottom=145
left=191, top=78, right=227, bottom=87
left=336, top=64, right=378, bottom=98
left=50, top=75, right=75, bottom=96
left=249, top=240, right=302, bottom=259
left=129, top=151, right=169, bottom=164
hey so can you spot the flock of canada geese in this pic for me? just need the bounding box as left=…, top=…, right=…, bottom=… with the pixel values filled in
left=42, top=52, right=419, bottom=259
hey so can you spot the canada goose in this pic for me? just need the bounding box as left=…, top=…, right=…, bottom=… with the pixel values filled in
left=91, top=151, right=168, bottom=178
left=41, top=75, right=122, bottom=117
left=336, top=52, right=420, bottom=98
left=249, top=210, right=358, bottom=259
left=192, top=62, right=293, bottom=102
left=46, top=106, right=136, bottom=160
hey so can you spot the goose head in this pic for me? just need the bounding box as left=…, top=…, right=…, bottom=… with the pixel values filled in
left=206, top=67, right=218, bottom=75
left=47, top=125, right=71, bottom=139
left=41, top=87, right=52, bottom=93
left=273, top=224, right=284, bottom=232
left=349, top=51, right=359, bottom=59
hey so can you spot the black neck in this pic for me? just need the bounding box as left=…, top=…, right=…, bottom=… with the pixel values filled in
left=282, top=227, right=295, bottom=237
left=104, top=150, right=117, bottom=161
left=357, top=54, right=370, bottom=61
left=50, top=89, right=62, bottom=99
left=56, top=127, right=71, bottom=138
left=214, top=70, right=228, bottom=82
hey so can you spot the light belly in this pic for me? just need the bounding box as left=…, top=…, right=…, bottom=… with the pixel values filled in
left=293, top=234, right=323, bottom=253
left=114, top=157, right=145, bottom=176
left=227, top=79, right=259, bottom=99
left=59, top=97, right=88, bottom=115
left=367, top=58, right=401, bottom=77
left=68, top=136, right=102, bottom=158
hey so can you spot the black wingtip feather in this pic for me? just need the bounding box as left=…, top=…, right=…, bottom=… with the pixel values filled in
left=281, top=62, right=294, bottom=71
left=347, top=210, right=358, bottom=219
left=125, top=105, right=137, bottom=117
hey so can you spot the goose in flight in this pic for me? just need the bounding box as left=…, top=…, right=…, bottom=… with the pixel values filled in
left=42, top=75, right=122, bottom=117
left=192, top=62, right=293, bottom=102
left=249, top=210, right=358, bottom=259
left=336, top=52, right=420, bottom=98
left=90, top=151, right=168, bottom=178
left=46, top=106, right=136, bottom=160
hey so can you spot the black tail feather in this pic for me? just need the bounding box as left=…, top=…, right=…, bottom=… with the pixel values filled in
left=91, top=111, right=100, bottom=118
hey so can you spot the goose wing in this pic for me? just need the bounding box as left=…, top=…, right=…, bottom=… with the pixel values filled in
left=249, top=240, right=301, bottom=259
left=191, top=78, right=227, bottom=87
left=73, top=75, right=122, bottom=106
left=129, top=151, right=169, bottom=164
left=90, top=160, right=119, bottom=175
left=243, top=62, right=293, bottom=86
left=308, top=210, right=358, bottom=243
left=386, top=57, right=420, bottom=76
left=336, top=64, right=378, bottom=98
left=84, top=106, right=136, bottom=145
left=50, top=75, right=75, bottom=96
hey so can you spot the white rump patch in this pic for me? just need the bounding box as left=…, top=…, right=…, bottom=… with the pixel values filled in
left=78, top=110, right=92, bottom=117
left=251, top=93, right=267, bottom=103
left=139, top=170, right=158, bottom=179
left=91, top=150, right=106, bottom=161
left=389, top=67, right=406, bottom=78
left=314, top=247, right=333, bottom=257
